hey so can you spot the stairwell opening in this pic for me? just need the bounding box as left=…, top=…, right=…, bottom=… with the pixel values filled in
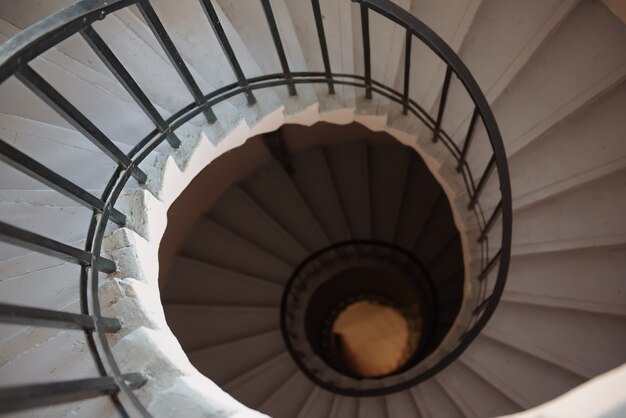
left=158, top=121, right=465, bottom=399
left=301, top=256, right=429, bottom=380
left=331, top=299, right=415, bottom=378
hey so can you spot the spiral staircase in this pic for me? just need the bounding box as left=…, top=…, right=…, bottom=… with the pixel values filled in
left=0, top=0, right=625, bottom=417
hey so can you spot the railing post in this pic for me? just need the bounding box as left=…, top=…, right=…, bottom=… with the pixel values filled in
left=80, top=25, right=181, bottom=148
left=468, top=155, right=496, bottom=210
left=14, top=65, right=147, bottom=184
left=0, top=221, right=117, bottom=273
left=0, top=374, right=146, bottom=414
left=478, top=200, right=503, bottom=243
left=136, top=0, right=218, bottom=124
left=360, top=3, right=372, bottom=99
left=260, top=0, right=297, bottom=97
left=311, top=0, right=335, bottom=94
left=472, top=295, right=492, bottom=315
left=432, top=66, right=452, bottom=143
left=0, top=138, right=126, bottom=226
left=0, top=303, right=121, bottom=332
left=457, top=107, right=479, bottom=172
left=200, top=0, right=257, bottom=106
left=402, top=29, right=412, bottom=115
left=479, top=249, right=501, bottom=280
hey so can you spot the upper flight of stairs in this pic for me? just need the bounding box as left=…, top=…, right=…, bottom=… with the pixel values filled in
left=0, top=0, right=625, bottom=416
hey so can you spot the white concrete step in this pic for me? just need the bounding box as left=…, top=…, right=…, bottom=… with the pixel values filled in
left=0, top=251, right=86, bottom=359
left=162, top=303, right=279, bottom=353
left=386, top=0, right=484, bottom=140
left=0, top=18, right=156, bottom=147
left=0, top=113, right=134, bottom=191
left=394, top=0, right=483, bottom=115
left=296, top=387, right=335, bottom=418
left=358, top=396, right=388, bottom=418
left=437, top=362, right=520, bottom=417
left=0, top=0, right=125, bottom=123
left=164, top=255, right=283, bottom=307
left=209, top=185, right=309, bottom=266
left=1, top=0, right=262, bottom=138
left=1, top=315, right=65, bottom=371
left=440, top=0, right=579, bottom=142
left=212, top=0, right=319, bottom=109
left=188, top=329, right=285, bottom=386
left=461, top=335, right=584, bottom=409
left=411, top=379, right=464, bottom=418
left=504, top=246, right=626, bottom=317
left=504, top=80, right=626, bottom=212
left=476, top=166, right=626, bottom=259
left=258, top=371, right=313, bottom=418
left=353, top=0, right=411, bottom=119
left=324, top=141, right=372, bottom=239
left=509, top=169, right=626, bottom=253
left=471, top=79, right=626, bottom=218
left=133, top=0, right=286, bottom=126
left=0, top=306, right=95, bottom=386
left=328, top=395, right=358, bottom=418
left=241, top=161, right=330, bottom=252
left=465, top=0, right=626, bottom=173
left=284, top=0, right=358, bottom=113
left=290, top=147, right=352, bottom=243
left=0, top=192, right=95, bottom=261
left=503, top=363, right=626, bottom=418
left=0, top=261, right=80, bottom=321
left=88, top=10, right=210, bottom=119
left=385, top=389, right=422, bottom=417
left=24, top=396, right=114, bottom=418
left=223, top=351, right=296, bottom=410
left=428, top=239, right=464, bottom=289
left=393, top=153, right=442, bottom=249
left=413, top=194, right=457, bottom=265
left=369, top=144, right=413, bottom=242
left=485, top=302, right=626, bottom=379
left=0, top=114, right=142, bottom=258
left=404, top=386, right=431, bottom=417
left=181, top=217, right=294, bottom=283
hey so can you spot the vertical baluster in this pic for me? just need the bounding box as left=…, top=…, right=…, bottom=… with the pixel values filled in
left=0, top=373, right=146, bottom=414
left=479, top=249, right=501, bottom=280
left=432, top=66, right=452, bottom=143
left=360, top=3, right=372, bottom=99
left=311, top=0, right=335, bottom=94
left=200, top=0, right=256, bottom=106
left=0, top=138, right=126, bottom=226
left=136, top=0, right=217, bottom=124
left=0, top=221, right=117, bottom=272
left=472, top=295, right=492, bottom=315
left=478, top=200, right=503, bottom=243
left=80, top=26, right=181, bottom=148
left=457, top=107, right=479, bottom=172
left=260, top=0, right=296, bottom=96
left=402, top=29, right=412, bottom=115
left=15, top=65, right=147, bottom=184
left=468, top=155, right=496, bottom=210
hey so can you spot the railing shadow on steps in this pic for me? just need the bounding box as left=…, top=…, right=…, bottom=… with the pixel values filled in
left=0, top=0, right=512, bottom=415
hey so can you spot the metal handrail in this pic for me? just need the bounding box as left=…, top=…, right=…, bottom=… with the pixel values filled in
left=0, top=0, right=511, bottom=413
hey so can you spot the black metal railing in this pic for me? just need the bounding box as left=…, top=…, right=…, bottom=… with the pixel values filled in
left=0, top=0, right=511, bottom=414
